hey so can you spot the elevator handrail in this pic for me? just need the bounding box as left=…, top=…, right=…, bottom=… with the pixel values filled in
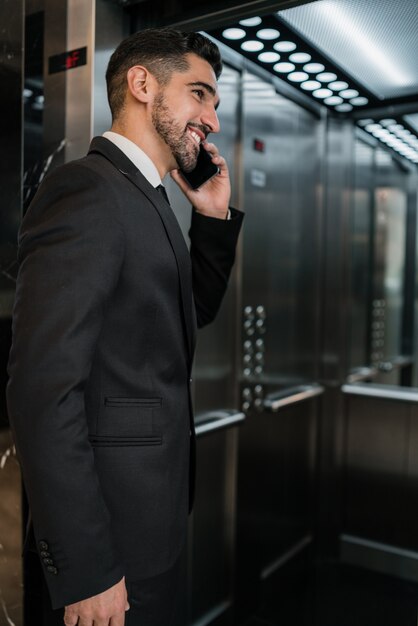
left=264, top=383, right=324, bottom=412
left=346, top=366, right=378, bottom=383
left=194, top=409, right=245, bottom=436
left=342, top=382, right=418, bottom=403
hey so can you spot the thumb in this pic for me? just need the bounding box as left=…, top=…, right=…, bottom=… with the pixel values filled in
left=125, top=602, right=130, bottom=611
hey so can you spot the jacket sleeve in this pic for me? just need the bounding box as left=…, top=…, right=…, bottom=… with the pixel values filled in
left=6, top=162, right=125, bottom=609
left=189, top=207, right=244, bottom=328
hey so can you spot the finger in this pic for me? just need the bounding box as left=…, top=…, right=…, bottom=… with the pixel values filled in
left=202, top=141, right=219, bottom=157
left=110, top=611, right=127, bottom=626
left=63, top=609, right=79, bottom=626
left=76, top=619, right=94, bottom=626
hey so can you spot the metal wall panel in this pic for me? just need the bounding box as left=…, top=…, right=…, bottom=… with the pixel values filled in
left=235, top=70, right=323, bottom=618
left=348, top=138, right=374, bottom=371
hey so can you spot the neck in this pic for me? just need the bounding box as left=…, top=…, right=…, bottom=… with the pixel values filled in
left=110, top=119, right=175, bottom=179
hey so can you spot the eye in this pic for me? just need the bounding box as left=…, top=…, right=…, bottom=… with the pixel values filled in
left=192, top=89, right=204, bottom=99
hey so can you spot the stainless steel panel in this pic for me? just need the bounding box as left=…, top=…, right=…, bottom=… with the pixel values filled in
left=43, top=0, right=95, bottom=164
left=343, top=393, right=411, bottom=548
left=342, top=386, right=418, bottom=581
left=349, top=139, right=374, bottom=370
left=240, top=72, right=322, bottom=391
left=236, top=72, right=322, bottom=613
left=237, top=397, right=318, bottom=596
left=188, top=427, right=238, bottom=626
left=93, top=0, right=128, bottom=136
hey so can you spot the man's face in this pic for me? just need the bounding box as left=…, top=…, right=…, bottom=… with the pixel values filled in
left=151, top=53, right=220, bottom=172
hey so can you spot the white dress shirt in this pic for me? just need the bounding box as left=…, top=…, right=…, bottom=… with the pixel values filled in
left=103, top=131, right=162, bottom=188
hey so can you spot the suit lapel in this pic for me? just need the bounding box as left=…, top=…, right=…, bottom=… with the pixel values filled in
left=88, top=137, right=196, bottom=361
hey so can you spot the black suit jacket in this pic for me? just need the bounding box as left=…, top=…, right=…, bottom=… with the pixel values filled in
left=6, top=137, right=243, bottom=609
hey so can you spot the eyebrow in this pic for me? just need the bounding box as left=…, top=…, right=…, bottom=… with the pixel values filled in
left=187, top=81, right=221, bottom=110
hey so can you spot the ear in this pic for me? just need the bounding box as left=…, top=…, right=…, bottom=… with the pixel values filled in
left=126, top=65, right=157, bottom=103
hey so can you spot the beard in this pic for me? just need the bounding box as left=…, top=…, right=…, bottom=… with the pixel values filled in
left=151, top=90, right=199, bottom=173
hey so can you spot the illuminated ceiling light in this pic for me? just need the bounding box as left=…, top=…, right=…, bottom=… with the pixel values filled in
left=358, top=119, right=374, bottom=126
left=328, top=81, right=348, bottom=91
left=301, top=80, right=321, bottom=91
left=303, top=63, right=325, bottom=73
left=335, top=103, right=353, bottom=112
left=313, top=88, right=333, bottom=99
left=35, top=95, right=44, bottom=103
left=380, top=118, right=396, bottom=126
left=239, top=16, right=262, bottom=26
left=388, top=124, right=404, bottom=131
left=288, top=71, right=309, bottom=82
left=350, top=97, right=368, bottom=106
left=257, top=28, right=280, bottom=40
left=289, top=52, right=311, bottom=63
left=398, top=129, right=412, bottom=137
left=274, top=62, right=295, bottom=73
left=324, top=96, right=343, bottom=105
left=273, top=41, right=296, bottom=52
left=23, top=88, right=33, bottom=98
left=340, top=89, right=359, bottom=98
left=372, top=129, right=390, bottom=137
left=365, top=124, right=382, bottom=132
left=317, top=72, right=337, bottom=82
left=241, top=40, right=264, bottom=52
left=222, top=28, right=246, bottom=40
left=258, top=51, right=280, bottom=63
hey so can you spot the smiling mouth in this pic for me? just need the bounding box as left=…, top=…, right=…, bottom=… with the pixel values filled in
left=187, top=126, right=205, bottom=146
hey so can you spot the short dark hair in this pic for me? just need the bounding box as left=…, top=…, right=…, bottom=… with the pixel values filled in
left=106, top=28, right=223, bottom=120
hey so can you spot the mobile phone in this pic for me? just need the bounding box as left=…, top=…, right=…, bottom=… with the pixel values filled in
left=180, top=144, right=220, bottom=190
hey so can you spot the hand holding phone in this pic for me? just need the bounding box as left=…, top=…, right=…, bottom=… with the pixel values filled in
left=170, top=141, right=231, bottom=219
left=180, top=143, right=220, bottom=190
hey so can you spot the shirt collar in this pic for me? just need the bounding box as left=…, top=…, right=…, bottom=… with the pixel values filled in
left=102, top=131, right=162, bottom=188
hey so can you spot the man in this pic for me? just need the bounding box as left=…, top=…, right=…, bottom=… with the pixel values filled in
left=7, top=29, right=243, bottom=625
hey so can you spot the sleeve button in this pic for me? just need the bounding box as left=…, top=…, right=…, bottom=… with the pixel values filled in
left=39, top=541, right=49, bottom=551
left=43, top=558, right=53, bottom=565
left=40, top=551, right=50, bottom=558
left=46, top=566, right=58, bottom=575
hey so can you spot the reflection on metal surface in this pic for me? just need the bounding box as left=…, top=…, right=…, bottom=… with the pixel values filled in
left=346, top=366, right=378, bottom=383
left=264, top=383, right=324, bottom=412
left=342, top=382, right=418, bottom=402
left=341, top=534, right=418, bottom=583
left=261, top=534, right=312, bottom=580
left=195, top=410, right=245, bottom=436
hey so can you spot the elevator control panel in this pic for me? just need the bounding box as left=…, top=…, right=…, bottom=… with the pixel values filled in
left=242, top=305, right=266, bottom=412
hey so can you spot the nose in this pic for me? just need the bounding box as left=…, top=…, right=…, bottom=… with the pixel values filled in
left=201, top=104, right=220, bottom=134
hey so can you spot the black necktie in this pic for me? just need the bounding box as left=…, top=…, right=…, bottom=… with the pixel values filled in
left=156, top=184, right=170, bottom=206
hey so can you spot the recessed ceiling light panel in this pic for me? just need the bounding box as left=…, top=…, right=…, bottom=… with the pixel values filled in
left=257, top=28, right=280, bottom=40
left=274, top=62, right=295, bottom=73
left=317, top=72, right=337, bottom=82
left=258, top=52, right=281, bottom=63
left=222, top=28, right=246, bottom=40
left=241, top=40, right=264, bottom=52
left=301, top=80, right=321, bottom=90
left=303, top=63, right=325, bottom=73
left=273, top=41, right=297, bottom=52
left=288, top=71, right=309, bottom=82
left=289, top=52, right=311, bottom=63
left=239, top=17, right=262, bottom=26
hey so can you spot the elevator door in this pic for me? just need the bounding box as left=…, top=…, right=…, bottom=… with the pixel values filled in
left=236, top=71, right=323, bottom=615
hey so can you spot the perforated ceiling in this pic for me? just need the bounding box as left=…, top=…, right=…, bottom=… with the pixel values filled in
left=278, top=0, right=418, bottom=101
